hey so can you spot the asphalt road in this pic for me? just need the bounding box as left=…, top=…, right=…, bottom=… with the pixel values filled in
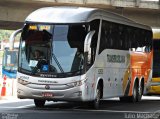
left=0, top=96, right=160, bottom=119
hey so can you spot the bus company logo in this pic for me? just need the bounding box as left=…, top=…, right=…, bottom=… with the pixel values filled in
left=45, top=85, right=50, bottom=90
left=40, top=74, right=57, bottom=78
left=38, top=80, right=58, bottom=84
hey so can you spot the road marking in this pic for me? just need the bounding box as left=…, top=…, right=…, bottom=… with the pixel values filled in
left=0, top=101, right=62, bottom=109
left=0, top=104, right=35, bottom=109
left=0, top=107, right=20, bottom=109
left=0, top=99, right=32, bottom=104
left=16, top=101, right=61, bottom=108
left=16, top=104, right=35, bottom=108
left=142, top=96, right=160, bottom=100
left=73, top=109, right=151, bottom=113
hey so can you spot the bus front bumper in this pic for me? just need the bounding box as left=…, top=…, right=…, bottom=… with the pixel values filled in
left=17, top=83, right=88, bottom=101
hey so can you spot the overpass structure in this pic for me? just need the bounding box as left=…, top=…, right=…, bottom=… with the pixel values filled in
left=0, top=0, right=160, bottom=30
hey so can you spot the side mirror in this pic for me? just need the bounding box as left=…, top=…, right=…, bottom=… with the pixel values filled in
left=145, top=46, right=151, bottom=53
left=84, top=31, right=95, bottom=64
left=9, top=29, right=22, bottom=50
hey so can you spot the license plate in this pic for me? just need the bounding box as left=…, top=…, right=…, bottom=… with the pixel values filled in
left=42, top=92, right=53, bottom=97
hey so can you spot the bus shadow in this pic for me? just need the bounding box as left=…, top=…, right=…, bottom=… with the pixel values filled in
left=27, top=98, right=160, bottom=112
left=99, top=99, right=160, bottom=112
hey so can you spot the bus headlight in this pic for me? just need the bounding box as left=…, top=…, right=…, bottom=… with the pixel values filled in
left=66, top=78, right=87, bottom=87
left=18, top=78, right=30, bottom=85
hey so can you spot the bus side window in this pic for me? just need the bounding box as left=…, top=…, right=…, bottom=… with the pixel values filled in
left=99, top=20, right=107, bottom=54
left=119, top=25, right=128, bottom=50
left=130, top=28, right=137, bottom=50
left=112, top=24, right=119, bottom=49
left=108, top=24, right=113, bottom=49
left=104, top=24, right=110, bottom=49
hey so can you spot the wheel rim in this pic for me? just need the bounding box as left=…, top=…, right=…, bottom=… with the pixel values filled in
left=138, top=84, right=142, bottom=101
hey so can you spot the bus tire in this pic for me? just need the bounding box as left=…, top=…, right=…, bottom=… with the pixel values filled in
left=94, top=84, right=102, bottom=109
left=129, top=82, right=138, bottom=103
left=89, top=84, right=101, bottom=109
left=137, top=81, right=143, bottom=102
left=34, top=99, right=46, bottom=107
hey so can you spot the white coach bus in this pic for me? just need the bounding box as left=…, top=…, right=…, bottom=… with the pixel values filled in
left=15, top=7, right=152, bottom=109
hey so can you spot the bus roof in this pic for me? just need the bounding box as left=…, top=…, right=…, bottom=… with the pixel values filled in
left=25, top=6, right=151, bottom=30
left=152, top=28, right=160, bottom=39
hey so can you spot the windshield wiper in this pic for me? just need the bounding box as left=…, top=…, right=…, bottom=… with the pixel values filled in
left=52, top=53, right=64, bottom=73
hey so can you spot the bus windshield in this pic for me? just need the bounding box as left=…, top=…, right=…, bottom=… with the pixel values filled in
left=19, top=24, right=87, bottom=77
left=2, top=49, right=18, bottom=72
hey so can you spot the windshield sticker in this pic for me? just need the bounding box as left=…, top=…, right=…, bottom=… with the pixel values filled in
left=39, top=25, right=51, bottom=31
left=42, top=65, right=48, bottom=71
left=29, top=60, right=38, bottom=67
left=29, top=25, right=37, bottom=30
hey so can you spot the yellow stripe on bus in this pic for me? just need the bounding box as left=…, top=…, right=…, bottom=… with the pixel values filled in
left=148, top=86, right=160, bottom=94
left=152, top=28, right=160, bottom=39
left=151, top=78, right=160, bottom=82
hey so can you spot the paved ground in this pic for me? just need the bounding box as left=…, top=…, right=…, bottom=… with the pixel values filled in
left=0, top=96, right=160, bottom=119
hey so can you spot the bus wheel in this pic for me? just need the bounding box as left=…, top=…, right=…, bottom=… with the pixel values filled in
left=93, top=84, right=101, bottom=109
left=137, top=82, right=143, bottom=102
left=34, top=99, right=46, bottom=107
left=129, top=82, right=138, bottom=103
